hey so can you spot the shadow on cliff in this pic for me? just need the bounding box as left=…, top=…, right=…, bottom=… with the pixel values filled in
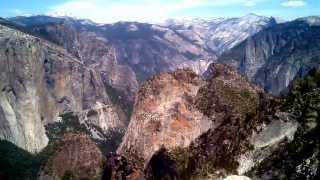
left=0, top=140, right=41, bottom=180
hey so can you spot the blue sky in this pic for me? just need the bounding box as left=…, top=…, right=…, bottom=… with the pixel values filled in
left=0, top=0, right=319, bottom=23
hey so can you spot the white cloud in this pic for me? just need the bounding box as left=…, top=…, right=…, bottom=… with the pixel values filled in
left=48, top=0, right=266, bottom=23
left=281, top=0, right=307, bottom=7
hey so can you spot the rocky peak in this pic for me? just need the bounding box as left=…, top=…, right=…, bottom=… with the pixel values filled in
left=117, top=64, right=266, bottom=178
left=117, top=68, right=211, bottom=168
left=204, top=63, right=242, bottom=79
left=202, top=63, right=263, bottom=96
left=140, top=67, right=319, bottom=179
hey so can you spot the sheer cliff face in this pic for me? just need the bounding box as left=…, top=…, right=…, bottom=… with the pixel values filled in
left=0, top=24, right=48, bottom=153
left=0, top=23, right=124, bottom=153
left=218, top=17, right=320, bottom=95
left=11, top=16, right=139, bottom=102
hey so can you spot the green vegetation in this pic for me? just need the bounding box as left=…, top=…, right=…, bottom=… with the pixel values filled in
left=122, top=148, right=145, bottom=170
left=214, top=79, right=258, bottom=118
left=246, top=69, right=320, bottom=179
left=46, top=112, right=89, bottom=140
left=169, top=147, right=192, bottom=179
left=0, top=141, right=41, bottom=180
left=62, top=170, right=77, bottom=180
left=96, top=127, right=124, bottom=153
left=281, top=68, right=320, bottom=123
left=0, top=112, right=91, bottom=180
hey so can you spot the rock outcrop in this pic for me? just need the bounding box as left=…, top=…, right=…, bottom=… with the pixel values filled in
left=171, top=63, right=266, bottom=179
left=0, top=23, right=125, bottom=153
left=117, top=64, right=320, bottom=179
left=39, top=133, right=105, bottom=180
left=117, top=69, right=211, bottom=166
left=117, top=64, right=266, bottom=179
left=217, top=16, right=320, bottom=95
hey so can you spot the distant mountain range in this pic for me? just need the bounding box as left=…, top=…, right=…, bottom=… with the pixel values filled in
left=3, top=14, right=279, bottom=100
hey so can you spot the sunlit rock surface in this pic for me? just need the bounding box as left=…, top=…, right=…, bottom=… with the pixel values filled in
left=0, top=23, right=125, bottom=153
left=118, top=69, right=211, bottom=165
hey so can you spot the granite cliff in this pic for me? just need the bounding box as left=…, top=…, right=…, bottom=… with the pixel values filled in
left=0, top=22, right=126, bottom=153
left=217, top=16, right=320, bottom=95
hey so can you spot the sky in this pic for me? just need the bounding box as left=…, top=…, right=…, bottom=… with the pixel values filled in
left=0, top=0, right=319, bottom=23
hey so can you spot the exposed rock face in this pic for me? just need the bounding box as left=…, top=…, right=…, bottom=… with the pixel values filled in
left=9, top=14, right=275, bottom=89
left=10, top=16, right=138, bottom=103
left=170, top=66, right=319, bottom=180
left=39, top=133, right=105, bottom=180
left=0, top=24, right=49, bottom=153
left=100, top=22, right=215, bottom=80
left=78, top=102, right=126, bottom=138
left=175, top=63, right=265, bottom=179
left=236, top=113, right=299, bottom=175
left=177, top=59, right=213, bottom=75
left=117, top=64, right=320, bottom=179
left=0, top=23, right=125, bottom=153
left=217, top=16, right=320, bottom=95
left=117, top=69, right=211, bottom=166
left=9, top=16, right=213, bottom=94
left=117, top=64, right=266, bottom=179
left=246, top=69, right=320, bottom=180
